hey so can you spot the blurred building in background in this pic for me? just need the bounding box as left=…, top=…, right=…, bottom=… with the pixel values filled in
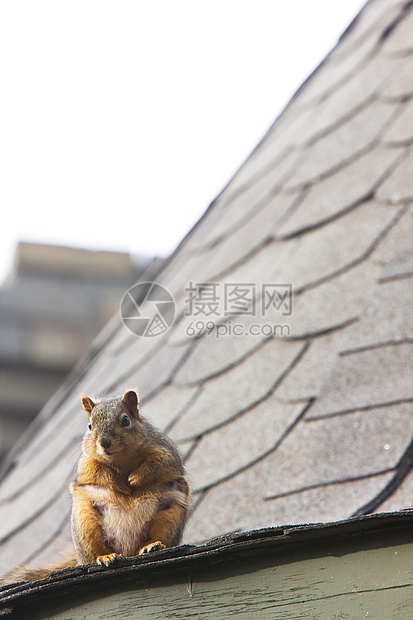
left=0, top=242, right=153, bottom=462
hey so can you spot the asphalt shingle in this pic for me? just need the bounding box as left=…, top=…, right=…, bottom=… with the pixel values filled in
left=277, top=147, right=402, bottom=238
left=377, top=148, right=413, bottom=204
left=169, top=339, right=305, bottom=441
left=307, top=343, right=413, bottom=418
left=284, top=100, right=398, bottom=190
left=185, top=397, right=306, bottom=491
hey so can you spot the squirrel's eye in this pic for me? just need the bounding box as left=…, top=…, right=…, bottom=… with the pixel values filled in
left=121, top=415, right=130, bottom=427
left=88, top=423, right=92, bottom=431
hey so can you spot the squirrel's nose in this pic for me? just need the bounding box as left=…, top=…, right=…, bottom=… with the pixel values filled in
left=99, top=437, right=112, bottom=450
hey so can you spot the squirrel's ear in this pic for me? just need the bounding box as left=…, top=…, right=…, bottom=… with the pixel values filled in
left=122, top=390, right=139, bottom=418
left=81, top=396, right=96, bottom=416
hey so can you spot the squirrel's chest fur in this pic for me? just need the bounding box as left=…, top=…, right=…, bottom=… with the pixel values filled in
left=82, top=484, right=162, bottom=556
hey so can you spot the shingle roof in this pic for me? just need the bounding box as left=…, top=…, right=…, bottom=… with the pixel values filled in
left=1, top=0, right=413, bottom=576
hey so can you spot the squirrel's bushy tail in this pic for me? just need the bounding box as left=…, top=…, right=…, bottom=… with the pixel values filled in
left=1, top=549, right=77, bottom=585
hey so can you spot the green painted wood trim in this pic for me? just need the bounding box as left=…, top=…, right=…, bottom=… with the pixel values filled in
left=1, top=511, right=413, bottom=619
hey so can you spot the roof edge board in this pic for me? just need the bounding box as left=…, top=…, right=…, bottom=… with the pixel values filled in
left=1, top=509, right=412, bottom=615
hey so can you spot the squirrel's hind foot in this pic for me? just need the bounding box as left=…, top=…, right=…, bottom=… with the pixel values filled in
left=96, top=553, right=123, bottom=567
left=139, top=541, right=165, bottom=555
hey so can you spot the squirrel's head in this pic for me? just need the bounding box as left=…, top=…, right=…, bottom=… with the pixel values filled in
left=81, top=390, right=141, bottom=459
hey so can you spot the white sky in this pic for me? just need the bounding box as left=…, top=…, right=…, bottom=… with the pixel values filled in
left=0, top=0, right=367, bottom=283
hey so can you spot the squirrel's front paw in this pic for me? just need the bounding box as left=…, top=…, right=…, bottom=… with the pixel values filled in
left=139, top=541, right=166, bottom=555
left=96, top=553, right=123, bottom=567
left=127, top=472, right=141, bottom=487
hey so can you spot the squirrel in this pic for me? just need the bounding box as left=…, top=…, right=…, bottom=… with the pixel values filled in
left=3, top=389, right=190, bottom=583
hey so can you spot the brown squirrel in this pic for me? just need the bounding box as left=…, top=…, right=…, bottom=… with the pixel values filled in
left=4, top=389, right=190, bottom=583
